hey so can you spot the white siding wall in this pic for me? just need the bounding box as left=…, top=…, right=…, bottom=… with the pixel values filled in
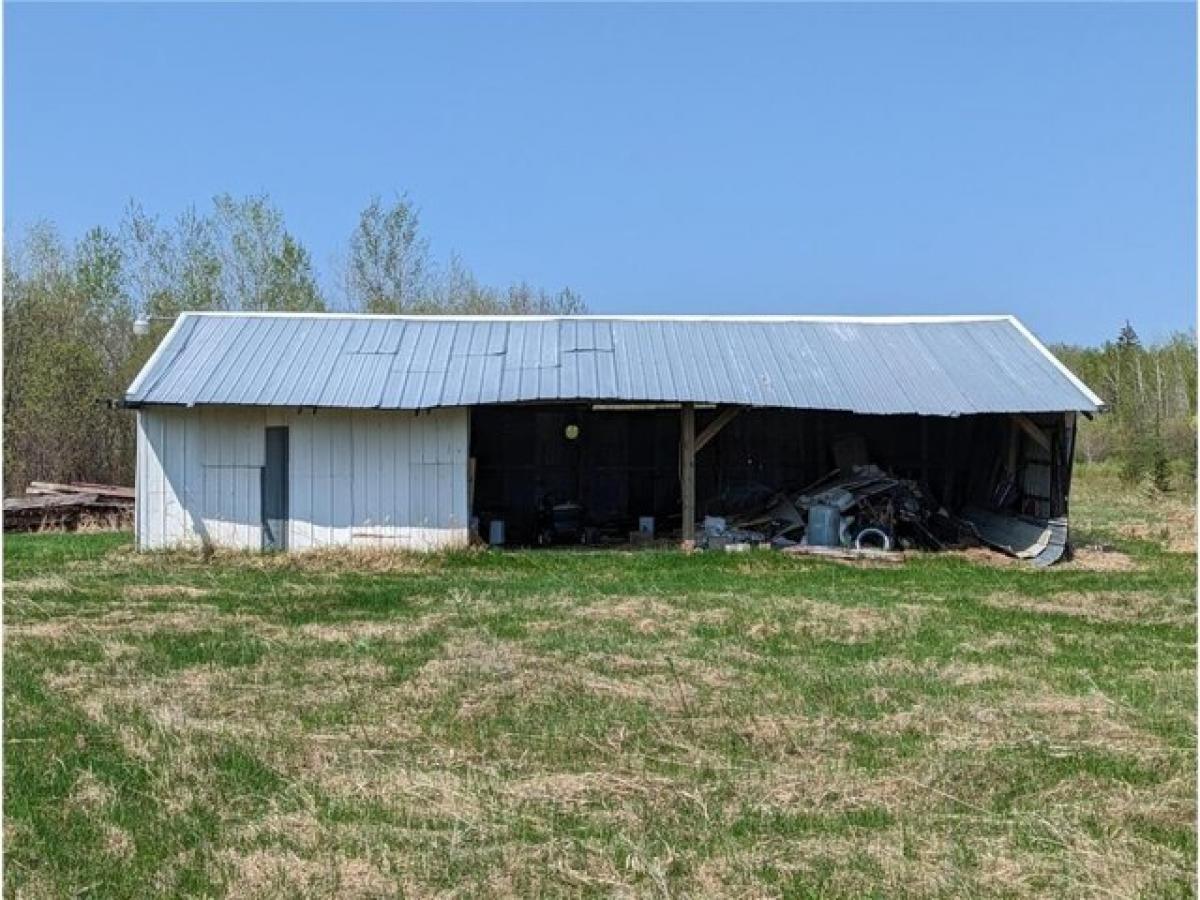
left=136, top=406, right=469, bottom=552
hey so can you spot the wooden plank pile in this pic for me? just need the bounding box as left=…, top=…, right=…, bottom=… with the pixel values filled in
left=4, top=482, right=134, bottom=532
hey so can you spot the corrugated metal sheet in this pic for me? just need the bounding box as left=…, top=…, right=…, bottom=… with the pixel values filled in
left=126, top=314, right=1104, bottom=416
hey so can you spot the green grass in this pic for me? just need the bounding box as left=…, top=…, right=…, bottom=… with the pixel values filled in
left=4, top=467, right=1195, bottom=897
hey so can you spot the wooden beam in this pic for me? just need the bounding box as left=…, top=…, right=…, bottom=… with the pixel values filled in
left=680, top=402, right=696, bottom=550
left=1013, top=414, right=1051, bottom=453
left=695, top=405, right=741, bottom=454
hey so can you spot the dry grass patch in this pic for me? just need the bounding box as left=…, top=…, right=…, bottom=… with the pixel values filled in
left=795, top=599, right=927, bottom=644
left=4, top=574, right=74, bottom=595
left=397, top=636, right=735, bottom=722
left=956, top=634, right=1024, bottom=654
left=8, top=604, right=282, bottom=642
left=873, top=690, right=1171, bottom=760
left=938, top=661, right=1011, bottom=687
left=68, top=770, right=115, bottom=811
left=295, top=616, right=446, bottom=644
left=46, top=653, right=401, bottom=745
left=236, top=809, right=326, bottom=853
left=1116, top=503, right=1197, bottom=555
left=221, top=849, right=398, bottom=900
left=575, top=596, right=688, bottom=635
left=122, top=584, right=211, bottom=600
left=237, top=546, right=450, bottom=575
left=102, top=825, right=135, bottom=861
left=1059, top=547, right=1142, bottom=572
left=504, top=771, right=676, bottom=808
left=317, top=767, right=486, bottom=824
left=985, top=590, right=1194, bottom=626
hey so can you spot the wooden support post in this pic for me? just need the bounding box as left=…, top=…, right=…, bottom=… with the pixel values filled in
left=680, top=402, right=696, bottom=550
left=695, top=405, right=741, bottom=454
left=1013, top=414, right=1051, bottom=453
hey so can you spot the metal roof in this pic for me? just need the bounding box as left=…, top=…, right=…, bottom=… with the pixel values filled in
left=126, top=313, right=1104, bottom=416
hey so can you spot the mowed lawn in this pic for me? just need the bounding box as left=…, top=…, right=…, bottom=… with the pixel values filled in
left=4, top=469, right=1196, bottom=898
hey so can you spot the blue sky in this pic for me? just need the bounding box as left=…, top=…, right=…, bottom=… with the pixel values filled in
left=5, top=2, right=1195, bottom=344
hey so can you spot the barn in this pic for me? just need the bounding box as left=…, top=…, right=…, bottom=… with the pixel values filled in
left=124, top=313, right=1103, bottom=556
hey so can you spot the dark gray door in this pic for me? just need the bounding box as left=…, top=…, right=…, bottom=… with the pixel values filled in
left=262, top=427, right=289, bottom=551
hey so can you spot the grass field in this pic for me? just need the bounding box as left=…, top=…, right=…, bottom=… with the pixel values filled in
left=4, top=467, right=1196, bottom=898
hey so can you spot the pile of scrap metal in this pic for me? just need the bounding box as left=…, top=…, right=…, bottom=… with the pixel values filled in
left=3, top=481, right=134, bottom=532
left=699, top=465, right=972, bottom=554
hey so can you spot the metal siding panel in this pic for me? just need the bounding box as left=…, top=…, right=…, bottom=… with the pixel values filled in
left=287, top=413, right=309, bottom=550
left=610, top=322, right=634, bottom=398
left=352, top=412, right=369, bottom=525
left=231, top=318, right=289, bottom=405
left=157, top=317, right=237, bottom=404
left=635, top=322, right=665, bottom=401
left=466, top=321, right=490, bottom=355
left=444, top=354, right=472, bottom=407
left=478, top=355, right=504, bottom=404
left=397, top=413, right=412, bottom=531
left=135, top=413, right=145, bottom=547
left=128, top=315, right=202, bottom=403
left=239, top=318, right=295, bottom=405
left=262, top=319, right=320, bottom=405
left=915, top=326, right=993, bottom=414
left=560, top=343, right=580, bottom=398
left=430, top=324, right=456, bottom=373
left=538, top=358, right=559, bottom=400
left=860, top=326, right=927, bottom=414
left=956, top=324, right=1034, bottom=412
left=500, top=325, right=525, bottom=402
left=518, top=322, right=540, bottom=369
left=790, top=324, right=838, bottom=409
left=181, top=412, right=203, bottom=543
left=285, top=319, right=355, bottom=407
left=136, top=316, right=206, bottom=404
left=161, top=410, right=186, bottom=543
left=145, top=411, right=164, bottom=547
left=447, top=321, right=470, bottom=360
left=595, top=331, right=618, bottom=398
left=199, top=318, right=271, bottom=404
left=595, top=321, right=614, bottom=352
left=488, top=321, right=509, bottom=355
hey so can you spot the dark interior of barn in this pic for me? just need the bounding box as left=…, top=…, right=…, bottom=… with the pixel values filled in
left=469, top=403, right=1074, bottom=549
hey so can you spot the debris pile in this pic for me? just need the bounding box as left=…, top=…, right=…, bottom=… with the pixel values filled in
left=699, top=465, right=972, bottom=555
left=3, top=481, right=134, bottom=532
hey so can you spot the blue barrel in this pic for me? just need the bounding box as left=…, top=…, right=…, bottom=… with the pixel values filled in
left=807, top=504, right=842, bottom=547
left=488, top=519, right=506, bottom=546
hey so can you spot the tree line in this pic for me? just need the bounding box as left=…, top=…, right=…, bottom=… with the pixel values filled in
left=3, top=195, right=1195, bottom=496
left=1052, top=322, right=1197, bottom=490
left=3, top=193, right=585, bottom=493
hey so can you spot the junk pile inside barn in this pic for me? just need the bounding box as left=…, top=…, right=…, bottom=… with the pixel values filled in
left=699, top=463, right=968, bottom=552
left=121, top=313, right=1104, bottom=563
left=3, top=482, right=134, bottom=532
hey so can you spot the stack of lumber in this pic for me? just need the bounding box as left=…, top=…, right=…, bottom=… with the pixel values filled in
left=4, top=482, right=134, bottom=532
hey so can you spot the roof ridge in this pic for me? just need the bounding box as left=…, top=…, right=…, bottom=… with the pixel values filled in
left=175, top=311, right=1016, bottom=324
